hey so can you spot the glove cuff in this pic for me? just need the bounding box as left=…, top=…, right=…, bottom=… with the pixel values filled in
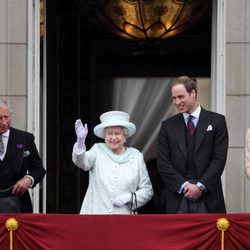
left=75, top=142, right=86, bottom=154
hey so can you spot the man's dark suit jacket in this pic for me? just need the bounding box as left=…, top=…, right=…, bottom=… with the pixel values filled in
left=0, top=127, right=46, bottom=212
left=157, top=108, right=228, bottom=213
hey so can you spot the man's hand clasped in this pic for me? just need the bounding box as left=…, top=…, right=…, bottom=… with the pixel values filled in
left=183, top=183, right=202, bottom=201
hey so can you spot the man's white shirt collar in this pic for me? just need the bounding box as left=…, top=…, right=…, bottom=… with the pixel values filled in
left=183, top=105, right=201, bottom=120
left=1, top=129, right=10, bottom=138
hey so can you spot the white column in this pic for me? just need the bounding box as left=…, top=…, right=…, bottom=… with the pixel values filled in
left=27, top=0, right=45, bottom=213
left=211, top=0, right=227, bottom=195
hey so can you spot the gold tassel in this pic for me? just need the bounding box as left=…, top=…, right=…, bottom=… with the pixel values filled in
left=216, top=217, right=229, bottom=250
left=5, top=218, right=18, bottom=250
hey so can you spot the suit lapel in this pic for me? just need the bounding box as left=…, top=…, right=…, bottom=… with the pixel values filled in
left=9, top=128, right=25, bottom=173
left=195, top=109, right=209, bottom=153
left=174, top=114, right=187, bottom=157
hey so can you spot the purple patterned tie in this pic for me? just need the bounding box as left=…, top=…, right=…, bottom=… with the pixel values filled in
left=187, top=115, right=195, bottom=136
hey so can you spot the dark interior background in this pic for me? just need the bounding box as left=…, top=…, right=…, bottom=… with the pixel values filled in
left=46, top=0, right=212, bottom=213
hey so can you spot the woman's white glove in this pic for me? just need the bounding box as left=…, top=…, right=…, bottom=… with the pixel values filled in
left=75, top=119, right=88, bottom=151
left=113, top=193, right=131, bottom=207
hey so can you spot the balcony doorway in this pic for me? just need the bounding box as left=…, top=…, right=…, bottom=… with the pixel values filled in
left=45, top=0, right=212, bottom=213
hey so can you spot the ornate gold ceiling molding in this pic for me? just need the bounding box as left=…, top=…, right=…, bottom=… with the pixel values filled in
left=75, top=0, right=210, bottom=40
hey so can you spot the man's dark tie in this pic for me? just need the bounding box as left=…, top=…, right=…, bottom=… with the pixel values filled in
left=0, top=134, right=4, bottom=156
left=187, top=115, right=195, bottom=136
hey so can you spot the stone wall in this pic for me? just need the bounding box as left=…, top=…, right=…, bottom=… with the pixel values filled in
left=226, top=0, right=250, bottom=212
left=0, top=0, right=27, bottom=130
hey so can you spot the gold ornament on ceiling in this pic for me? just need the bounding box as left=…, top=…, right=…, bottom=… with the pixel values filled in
left=40, top=0, right=44, bottom=38
left=75, top=0, right=210, bottom=40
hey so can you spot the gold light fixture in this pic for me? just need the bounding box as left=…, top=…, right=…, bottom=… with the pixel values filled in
left=75, top=0, right=210, bottom=41
left=40, top=0, right=44, bottom=38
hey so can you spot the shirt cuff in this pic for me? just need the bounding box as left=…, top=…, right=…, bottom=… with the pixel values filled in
left=178, top=181, right=189, bottom=194
left=24, top=175, right=34, bottom=188
left=197, top=182, right=206, bottom=191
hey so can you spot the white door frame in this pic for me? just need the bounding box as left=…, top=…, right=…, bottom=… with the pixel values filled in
left=27, top=0, right=47, bottom=213
left=211, top=0, right=227, bottom=196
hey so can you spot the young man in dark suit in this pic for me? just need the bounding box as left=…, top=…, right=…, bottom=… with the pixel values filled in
left=0, top=98, right=46, bottom=213
left=157, top=76, right=228, bottom=213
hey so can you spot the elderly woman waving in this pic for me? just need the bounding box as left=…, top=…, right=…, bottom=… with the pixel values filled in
left=72, top=111, right=153, bottom=214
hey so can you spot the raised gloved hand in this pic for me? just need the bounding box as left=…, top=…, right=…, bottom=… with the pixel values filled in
left=75, top=119, right=88, bottom=151
left=113, top=193, right=131, bottom=207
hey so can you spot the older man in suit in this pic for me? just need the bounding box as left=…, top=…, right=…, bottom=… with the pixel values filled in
left=157, top=76, right=228, bottom=213
left=0, top=98, right=46, bottom=213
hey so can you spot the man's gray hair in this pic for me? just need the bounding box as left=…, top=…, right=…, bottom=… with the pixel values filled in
left=0, top=98, right=12, bottom=112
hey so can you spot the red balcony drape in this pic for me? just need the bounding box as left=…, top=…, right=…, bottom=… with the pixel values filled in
left=1, top=213, right=250, bottom=250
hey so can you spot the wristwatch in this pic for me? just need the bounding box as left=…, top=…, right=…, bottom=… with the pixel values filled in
left=197, top=184, right=205, bottom=192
